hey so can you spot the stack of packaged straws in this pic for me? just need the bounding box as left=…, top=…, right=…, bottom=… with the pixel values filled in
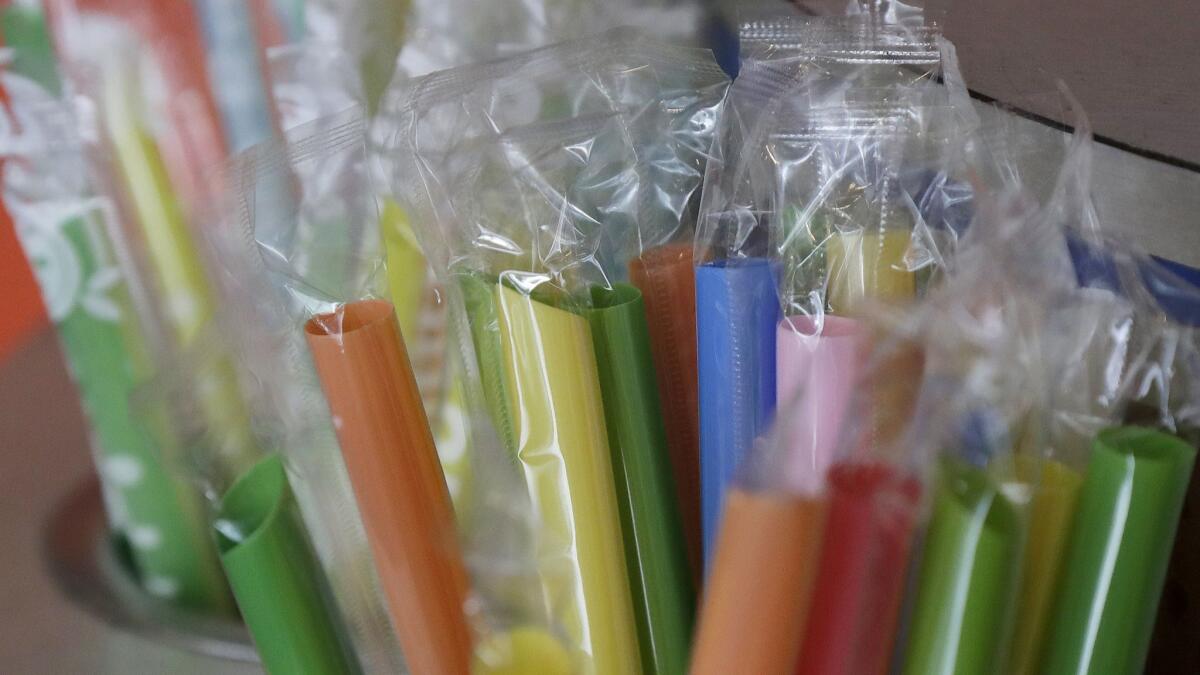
left=2, top=0, right=1197, bottom=673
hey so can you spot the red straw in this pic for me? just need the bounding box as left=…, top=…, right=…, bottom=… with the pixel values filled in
left=796, top=462, right=922, bottom=675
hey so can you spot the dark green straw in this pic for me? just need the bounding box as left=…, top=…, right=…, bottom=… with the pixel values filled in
left=216, top=455, right=361, bottom=675
left=587, top=283, right=695, bottom=675
left=1042, top=426, right=1196, bottom=675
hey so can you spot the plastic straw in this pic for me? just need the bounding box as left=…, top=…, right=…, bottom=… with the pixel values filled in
left=628, top=242, right=702, bottom=578
left=1006, top=456, right=1083, bottom=675
left=826, top=229, right=915, bottom=317
left=900, top=458, right=1023, bottom=675
left=493, top=283, right=641, bottom=675
left=1042, top=426, right=1196, bottom=675
left=587, top=283, right=695, bottom=675
left=306, top=299, right=472, bottom=675
left=215, top=454, right=360, bottom=675
left=195, top=0, right=277, bottom=153
left=690, top=489, right=827, bottom=675
left=38, top=211, right=232, bottom=612
left=102, top=62, right=259, bottom=478
left=775, top=315, right=864, bottom=493
left=796, top=462, right=922, bottom=675
left=0, top=3, right=59, bottom=94
left=382, top=201, right=427, bottom=341
left=696, top=258, right=779, bottom=567
left=458, top=273, right=517, bottom=456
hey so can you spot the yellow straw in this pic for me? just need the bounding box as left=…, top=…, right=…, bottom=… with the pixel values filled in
left=1008, top=456, right=1083, bottom=674
left=103, top=61, right=257, bottom=476
left=826, top=229, right=915, bottom=316
left=494, top=283, right=641, bottom=675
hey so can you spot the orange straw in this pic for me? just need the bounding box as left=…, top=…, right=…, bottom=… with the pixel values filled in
left=306, top=299, right=471, bottom=675
left=691, top=488, right=828, bottom=675
left=628, top=242, right=702, bottom=578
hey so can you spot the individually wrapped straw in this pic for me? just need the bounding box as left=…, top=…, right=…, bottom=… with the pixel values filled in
left=195, top=0, right=280, bottom=153
left=627, top=244, right=702, bottom=575
left=47, top=1, right=263, bottom=484
left=491, top=281, right=639, bottom=674
left=695, top=258, right=780, bottom=565
left=1037, top=121, right=1200, bottom=673
left=397, top=111, right=642, bottom=671
left=587, top=284, right=695, bottom=674
left=1, top=67, right=231, bottom=613
left=215, top=454, right=360, bottom=675
left=213, top=110, right=412, bottom=673
left=1042, top=427, right=1196, bottom=675
left=220, top=108, right=477, bottom=672
left=385, top=35, right=730, bottom=672
left=306, top=299, right=472, bottom=675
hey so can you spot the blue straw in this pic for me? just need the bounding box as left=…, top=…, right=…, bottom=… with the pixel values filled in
left=696, top=258, right=780, bottom=570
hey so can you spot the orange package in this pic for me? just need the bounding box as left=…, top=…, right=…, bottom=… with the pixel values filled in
left=306, top=299, right=472, bottom=675
left=628, top=242, right=701, bottom=578
left=690, top=488, right=828, bottom=675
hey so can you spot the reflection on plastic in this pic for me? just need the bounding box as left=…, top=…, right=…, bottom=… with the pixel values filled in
left=1042, top=427, right=1197, bottom=675
left=215, top=454, right=360, bottom=675
left=628, top=243, right=702, bottom=579
left=696, top=258, right=780, bottom=568
left=587, top=283, right=695, bottom=675
left=690, top=489, right=826, bottom=675
left=493, top=283, right=641, bottom=675
left=900, top=458, right=1022, bottom=675
left=306, top=300, right=472, bottom=675
left=796, top=462, right=921, bottom=675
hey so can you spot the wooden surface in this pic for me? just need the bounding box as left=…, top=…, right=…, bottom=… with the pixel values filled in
left=933, top=0, right=1200, bottom=168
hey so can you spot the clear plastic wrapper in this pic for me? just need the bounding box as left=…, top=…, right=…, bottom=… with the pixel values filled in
left=385, top=34, right=732, bottom=674
left=693, top=23, right=970, bottom=563
left=45, top=0, right=261, bottom=486
left=413, top=112, right=642, bottom=674
left=0, top=63, right=232, bottom=614
left=220, top=108, right=466, bottom=674
left=45, top=5, right=386, bottom=671
left=389, top=0, right=702, bottom=80
left=857, top=96, right=1196, bottom=675
left=224, top=107, right=589, bottom=674
left=1034, top=108, right=1200, bottom=675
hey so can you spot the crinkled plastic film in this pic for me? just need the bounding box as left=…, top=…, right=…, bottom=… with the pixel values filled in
left=692, top=11, right=965, bottom=569
left=0, top=69, right=233, bottom=615
left=204, top=111, right=408, bottom=673
left=1039, top=108, right=1200, bottom=675
left=399, top=111, right=643, bottom=674
left=382, top=36, right=737, bottom=671
left=221, top=109, right=481, bottom=674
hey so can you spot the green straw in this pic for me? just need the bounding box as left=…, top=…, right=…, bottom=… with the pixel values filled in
left=458, top=272, right=518, bottom=457
left=28, top=211, right=232, bottom=612
left=216, top=454, right=361, bottom=675
left=0, top=3, right=59, bottom=95
left=1041, top=426, right=1196, bottom=675
left=587, top=283, right=695, bottom=675
left=901, top=458, right=1023, bottom=675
